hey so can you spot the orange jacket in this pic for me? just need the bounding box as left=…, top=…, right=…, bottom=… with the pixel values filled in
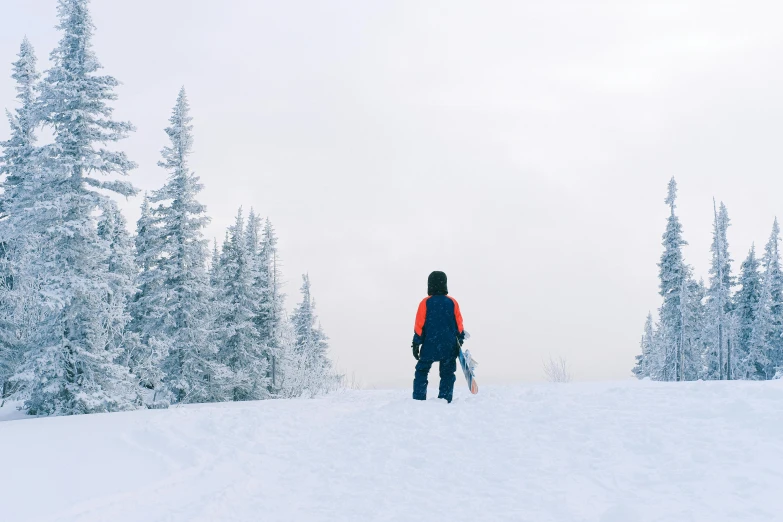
left=413, top=295, right=465, bottom=360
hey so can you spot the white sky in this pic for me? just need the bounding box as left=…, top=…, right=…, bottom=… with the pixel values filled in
left=1, top=0, right=783, bottom=388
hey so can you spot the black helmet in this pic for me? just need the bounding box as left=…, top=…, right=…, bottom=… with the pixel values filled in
left=427, top=271, right=448, bottom=296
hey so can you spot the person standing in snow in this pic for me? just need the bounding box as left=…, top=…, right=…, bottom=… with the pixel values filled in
left=411, top=271, right=466, bottom=403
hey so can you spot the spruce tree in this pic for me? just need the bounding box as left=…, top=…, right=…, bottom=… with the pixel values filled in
left=704, top=202, right=735, bottom=380
left=281, top=274, right=335, bottom=397
left=148, top=88, right=228, bottom=404
left=743, top=220, right=783, bottom=380
left=38, top=0, right=136, bottom=197
left=256, top=218, right=286, bottom=391
left=213, top=208, right=270, bottom=401
left=632, top=313, right=655, bottom=379
left=657, top=178, right=689, bottom=381
left=125, top=194, right=169, bottom=402
left=0, top=38, right=41, bottom=401
left=681, top=274, right=707, bottom=380
left=246, top=208, right=262, bottom=257
left=748, top=268, right=774, bottom=380
left=0, top=38, right=40, bottom=221
left=761, top=219, right=783, bottom=374
left=14, top=0, right=139, bottom=415
left=96, top=202, right=138, bottom=362
left=209, top=238, right=221, bottom=286
left=649, top=321, right=666, bottom=379
left=735, top=246, right=762, bottom=379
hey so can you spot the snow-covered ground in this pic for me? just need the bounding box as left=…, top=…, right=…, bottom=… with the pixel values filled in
left=2, top=380, right=783, bottom=522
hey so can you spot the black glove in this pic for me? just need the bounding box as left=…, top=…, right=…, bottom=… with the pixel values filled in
left=412, top=342, right=421, bottom=360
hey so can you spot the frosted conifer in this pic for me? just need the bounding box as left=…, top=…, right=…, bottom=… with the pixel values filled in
left=742, top=220, right=783, bottom=380
left=704, top=202, right=735, bottom=380
left=281, top=275, right=336, bottom=397
left=14, top=0, right=139, bottom=415
left=0, top=38, right=41, bottom=400
left=149, top=89, right=228, bottom=404
left=213, top=208, right=270, bottom=401
left=656, top=178, right=689, bottom=381
left=735, top=246, right=763, bottom=379
left=256, top=219, right=286, bottom=391
left=761, top=219, right=783, bottom=373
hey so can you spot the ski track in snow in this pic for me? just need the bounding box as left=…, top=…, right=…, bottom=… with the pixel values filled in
left=2, top=381, right=783, bottom=522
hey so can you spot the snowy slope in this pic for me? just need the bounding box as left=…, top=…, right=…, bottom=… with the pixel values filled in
left=2, top=381, right=783, bottom=522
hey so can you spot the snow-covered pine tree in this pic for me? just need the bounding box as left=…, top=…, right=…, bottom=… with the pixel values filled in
left=213, top=208, right=270, bottom=401
left=209, top=238, right=221, bottom=286
left=747, top=261, right=774, bottom=379
left=649, top=320, right=667, bottom=379
left=638, top=290, right=704, bottom=383
left=126, top=194, right=168, bottom=403
left=38, top=0, right=136, bottom=198
left=657, top=178, right=689, bottom=381
left=0, top=37, right=40, bottom=221
left=209, top=231, right=229, bottom=290
left=246, top=208, right=262, bottom=257
left=735, top=245, right=762, bottom=379
left=256, top=218, right=286, bottom=392
left=761, top=219, right=783, bottom=375
left=14, top=0, right=139, bottom=415
left=291, top=275, right=328, bottom=359
left=133, top=194, right=157, bottom=290
left=0, top=38, right=41, bottom=401
left=632, top=313, right=655, bottom=379
left=149, top=88, right=228, bottom=404
left=681, top=274, right=707, bottom=380
left=281, top=274, right=336, bottom=397
left=703, top=201, right=735, bottom=380
left=96, top=202, right=138, bottom=370
left=743, top=220, right=783, bottom=380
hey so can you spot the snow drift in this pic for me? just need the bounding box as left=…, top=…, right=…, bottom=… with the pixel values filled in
left=2, top=380, right=783, bottom=522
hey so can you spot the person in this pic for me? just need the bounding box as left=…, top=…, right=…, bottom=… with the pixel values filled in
left=411, top=271, right=466, bottom=403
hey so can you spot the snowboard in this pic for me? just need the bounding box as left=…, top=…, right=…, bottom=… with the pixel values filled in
left=458, top=346, right=479, bottom=394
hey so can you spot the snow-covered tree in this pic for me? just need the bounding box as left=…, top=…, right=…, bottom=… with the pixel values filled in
left=209, top=238, right=221, bottom=286
left=656, top=178, right=690, bottom=381
left=212, top=208, right=270, bottom=401
left=681, top=274, right=707, bottom=380
left=256, top=218, right=286, bottom=392
left=734, top=245, right=762, bottom=379
left=13, top=0, right=140, bottom=415
left=0, top=38, right=40, bottom=222
left=649, top=321, right=667, bottom=380
left=741, top=220, right=783, bottom=380
left=632, top=313, right=655, bottom=379
left=0, top=38, right=41, bottom=401
left=96, top=202, right=137, bottom=361
left=133, top=194, right=157, bottom=291
left=126, top=194, right=167, bottom=402
left=291, top=275, right=329, bottom=361
left=279, top=274, right=336, bottom=397
left=746, top=271, right=773, bottom=380
left=703, top=201, right=735, bottom=380
left=245, top=208, right=262, bottom=257
left=761, top=219, right=783, bottom=374
left=38, top=0, right=136, bottom=198
left=147, top=88, right=228, bottom=404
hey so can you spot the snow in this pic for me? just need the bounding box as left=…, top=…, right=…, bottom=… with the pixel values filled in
left=2, top=380, right=783, bottom=521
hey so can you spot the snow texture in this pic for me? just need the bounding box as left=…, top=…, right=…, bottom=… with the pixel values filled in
left=3, top=380, right=783, bottom=522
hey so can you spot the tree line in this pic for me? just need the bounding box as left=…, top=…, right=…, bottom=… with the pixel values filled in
left=0, top=0, right=337, bottom=416
left=634, top=178, right=783, bottom=381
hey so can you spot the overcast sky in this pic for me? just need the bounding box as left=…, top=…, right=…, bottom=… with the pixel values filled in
left=1, top=0, right=783, bottom=387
